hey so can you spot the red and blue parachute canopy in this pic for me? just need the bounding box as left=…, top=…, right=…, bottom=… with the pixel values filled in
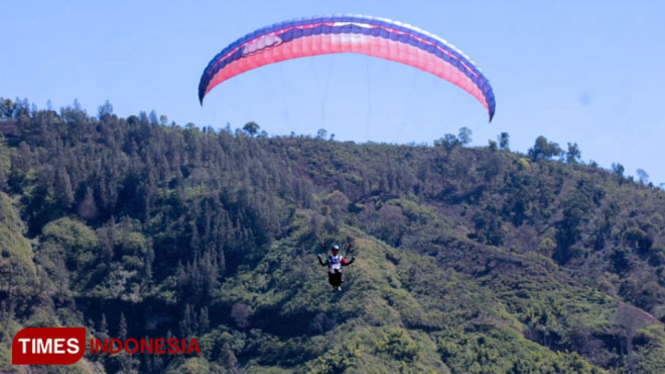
left=199, top=15, right=496, bottom=121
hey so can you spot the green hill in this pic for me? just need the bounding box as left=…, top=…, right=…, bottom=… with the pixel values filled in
left=1, top=98, right=665, bottom=373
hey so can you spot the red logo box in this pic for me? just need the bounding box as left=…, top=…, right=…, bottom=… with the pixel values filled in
left=12, top=327, right=86, bottom=365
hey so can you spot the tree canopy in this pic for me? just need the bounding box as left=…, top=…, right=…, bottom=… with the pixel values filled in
left=1, top=98, right=664, bottom=373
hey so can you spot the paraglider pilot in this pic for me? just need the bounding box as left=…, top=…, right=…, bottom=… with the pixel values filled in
left=318, top=242, right=355, bottom=291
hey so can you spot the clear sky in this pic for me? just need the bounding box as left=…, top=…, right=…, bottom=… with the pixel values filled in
left=2, top=1, right=664, bottom=184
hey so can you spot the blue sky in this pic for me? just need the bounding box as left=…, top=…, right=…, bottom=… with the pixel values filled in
left=2, top=1, right=664, bottom=184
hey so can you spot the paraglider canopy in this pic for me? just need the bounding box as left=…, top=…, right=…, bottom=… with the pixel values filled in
left=199, top=14, right=496, bottom=122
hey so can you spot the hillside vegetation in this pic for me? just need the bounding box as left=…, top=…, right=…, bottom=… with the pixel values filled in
left=1, top=98, right=665, bottom=373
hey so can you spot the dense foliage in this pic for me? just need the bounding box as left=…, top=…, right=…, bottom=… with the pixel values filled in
left=2, top=97, right=665, bottom=373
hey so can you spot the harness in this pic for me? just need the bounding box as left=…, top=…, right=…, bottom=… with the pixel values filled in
left=328, top=255, right=343, bottom=273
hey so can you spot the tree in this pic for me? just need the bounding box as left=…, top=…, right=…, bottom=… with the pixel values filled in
left=482, top=154, right=502, bottom=183
left=149, top=110, right=159, bottom=125
left=77, top=186, right=98, bottom=220
left=566, top=142, right=581, bottom=164
left=54, top=167, right=74, bottom=209
left=434, top=134, right=461, bottom=152
left=498, top=132, right=510, bottom=150
left=323, top=190, right=350, bottom=228
left=97, top=100, right=114, bottom=119
left=528, top=136, right=562, bottom=161
left=636, top=168, right=649, bottom=184
left=119, top=312, right=127, bottom=340
left=473, top=204, right=504, bottom=246
left=230, top=302, right=252, bottom=331
left=0, top=98, right=16, bottom=119
left=374, top=205, right=406, bottom=247
left=243, top=121, right=260, bottom=137
left=317, top=128, right=327, bottom=139
left=615, top=303, right=654, bottom=370
left=488, top=140, right=498, bottom=152
left=611, top=163, right=625, bottom=177
left=458, top=127, right=472, bottom=145
left=220, top=342, right=239, bottom=373
left=99, top=314, right=109, bottom=340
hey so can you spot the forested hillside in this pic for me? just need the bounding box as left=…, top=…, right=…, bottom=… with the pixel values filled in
left=2, top=98, right=665, bottom=373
